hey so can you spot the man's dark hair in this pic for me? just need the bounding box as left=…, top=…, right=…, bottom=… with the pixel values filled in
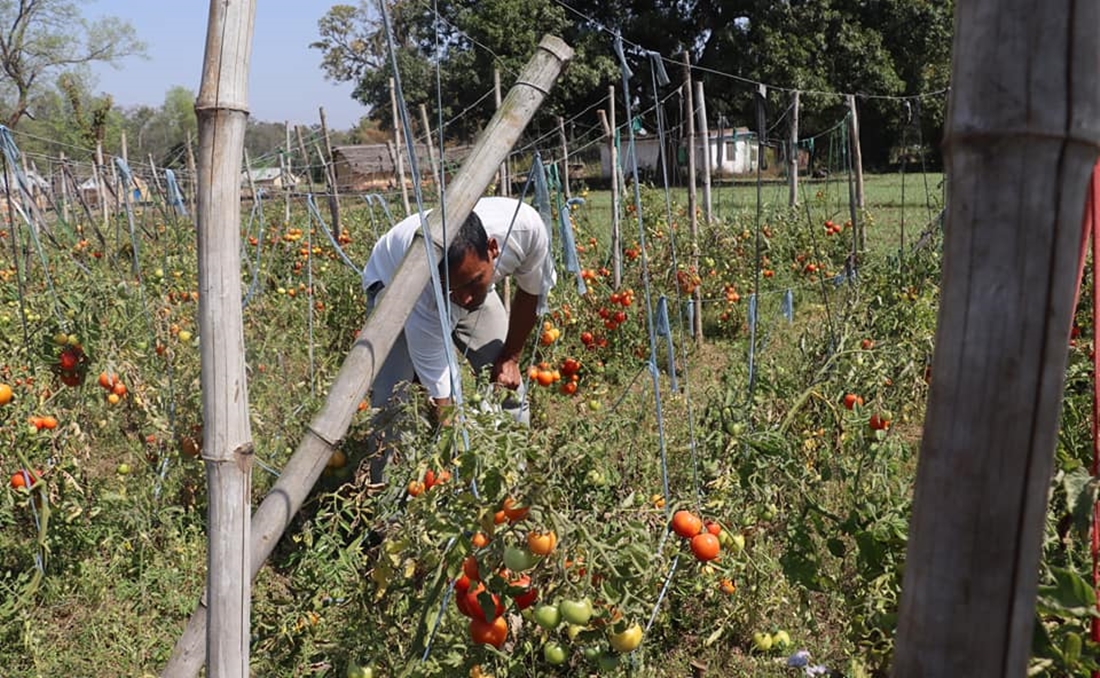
left=442, top=210, right=489, bottom=276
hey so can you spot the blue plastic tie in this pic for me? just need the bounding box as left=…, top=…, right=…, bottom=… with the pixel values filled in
left=782, top=289, right=794, bottom=322
left=164, top=169, right=187, bottom=216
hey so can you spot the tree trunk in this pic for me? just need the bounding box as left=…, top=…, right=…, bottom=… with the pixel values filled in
left=892, top=2, right=1100, bottom=676
left=193, top=1, right=256, bottom=676
left=158, top=35, right=573, bottom=678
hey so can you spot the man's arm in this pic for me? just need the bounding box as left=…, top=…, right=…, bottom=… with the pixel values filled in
left=491, top=287, right=540, bottom=389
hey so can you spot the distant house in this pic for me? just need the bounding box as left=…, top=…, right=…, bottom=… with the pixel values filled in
left=241, top=167, right=300, bottom=198
left=332, top=142, right=473, bottom=192
left=599, top=127, right=761, bottom=179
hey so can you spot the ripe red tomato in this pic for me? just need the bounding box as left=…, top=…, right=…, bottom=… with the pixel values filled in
left=690, top=532, right=721, bottom=561
left=671, top=510, right=703, bottom=539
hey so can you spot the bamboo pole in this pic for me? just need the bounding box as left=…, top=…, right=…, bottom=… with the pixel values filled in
left=294, top=125, right=316, bottom=195
left=390, top=77, right=410, bottom=215
left=607, top=86, right=621, bottom=290
left=59, top=152, right=70, bottom=223
left=419, top=103, right=440, bottom=200
left=494, top=69, right=509, bottom=197
left=193, top=0, right=256, bottom=676
left=185, top=131, right=197, bottom=219
left=286, top=122, right=294, bottom=225
left=319, top=106, right=341, bottom=236
left=159, top=35, right=573, bottom=678
left=789, top=91, right=800, bottom=207
left=847, top=94, right=865, bottom=249
left=681, top=52, right=701, bottom=343
left=892, top=2, right=1100, bottom=676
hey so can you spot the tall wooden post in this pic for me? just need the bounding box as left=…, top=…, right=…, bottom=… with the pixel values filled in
left=95, top=140, right=109, bottom=230
left=789, top=91, right=800, bottom=207
left=847, top=94, right=865, bottom=248
left=695, top=81, right=712, bottom=224
left=681, top=51, right=701, bottom=343
left=159, top=35, right=574, bottom=678
left=892, top=3, right=1100, bottom=676
left=558, top=115, right=570, bottom=199
left=319, top=106, right=341, bottom=236
left=607, top=85, right=621, bottom=290
left=193, top=1, right=256, bottom=676
left=389, top=77, right=410, bottom=215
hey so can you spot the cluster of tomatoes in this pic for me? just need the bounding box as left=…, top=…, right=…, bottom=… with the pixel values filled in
left=97, top=371, right=129, bottom=405
left=538, top=321, right=562, bottom=347
left=50, top=333, right=88, bottom=388
left=406, top=467, right=452, bottom=497
left=823, top=218, right=849, bottom=236
left=675, top=268, right=702, bottom=296
left=596, top=289, right=634, bottom=332
left=9, top=469, right=40, bottom=490
left=670, top=509, right=722, bottom=562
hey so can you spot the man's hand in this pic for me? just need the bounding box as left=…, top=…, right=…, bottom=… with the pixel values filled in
left=490, top=355, right=523, bottom=390
left=430, top=397, right=454, bottom=427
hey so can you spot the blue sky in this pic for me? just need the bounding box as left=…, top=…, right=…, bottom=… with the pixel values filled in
left=88, top=1, right=365, bottom=129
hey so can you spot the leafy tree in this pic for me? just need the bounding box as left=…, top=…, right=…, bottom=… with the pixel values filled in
left=311, top=0, right=617, bottom=141
left=0, top=0, right=146, bottom=127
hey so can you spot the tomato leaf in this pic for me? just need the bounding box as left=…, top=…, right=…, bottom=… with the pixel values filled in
left=1036, top=567, right=1097, bottom=618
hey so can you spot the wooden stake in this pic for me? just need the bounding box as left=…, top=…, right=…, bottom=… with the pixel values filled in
left=319, top=106, right=341, bottom=236
left=893, top=3, right=1100, bottom=675
left=184, top=1, right=257, bottom=676
left=789, top=91, right=800, bottom=207
left=494, top=69, right=509, bottom=197
left=390, top=76, right=410, bottom=215
left=294, top=125, right=316, bottom=195
left=558, top=115, right=570, bottom=199
left=59, top=152, right=70, bottom=222
left=608, top=86, right=621, bottom=290
left=159, top=35, right=573, bottom=678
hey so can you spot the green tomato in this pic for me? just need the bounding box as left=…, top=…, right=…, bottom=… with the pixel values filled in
left=596, top=652, right=620, bottom=671
left=533, top=604, right=561, bottom=630
left=346, top=660, right=374, bottom=678
left=752, top=631, right=773, bottom=652
left=773, top=629, right=791, bottom=649
left=585, top=469, right=605, bottom=486
left=582, top=645, right=601, bottom=663
left=116, top=463, right=131, bottom=475
left=559, top=598, right=593, bottom=626
left=503, top=545, right=539, bottom=572
left=543, top=641, right=568, bottom=665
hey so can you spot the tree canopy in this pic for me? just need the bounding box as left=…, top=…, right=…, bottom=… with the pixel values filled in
left=312, top=0, right=954, bottom=167
left=0, top=0, right=146, bottom=128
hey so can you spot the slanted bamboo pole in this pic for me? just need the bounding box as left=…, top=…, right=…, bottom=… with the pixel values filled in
left=159, top=34, right=573, bottom=678
left=192, top=0, right=256, bottom=676
left=892, top=2, right=1100, bottom=676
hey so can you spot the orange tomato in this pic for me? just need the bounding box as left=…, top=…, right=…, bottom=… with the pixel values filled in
left=526, top=530, right=558, bottom=556
left=0, top=383, right=14, bottom=405
left=407, top=481, right=425, bottom=497
left=719, top=579, right=736, bottom=595
left=469, top=615, right=508, bottom=648
left=10, top=470, right=36, bottom=489
left=39, top=415, right=58, bottom=430
left=112, top=382, right=127, bottom=397
left=471, top=532, right=490, bottom=549
left=671, top=510, right=703, bottom=539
